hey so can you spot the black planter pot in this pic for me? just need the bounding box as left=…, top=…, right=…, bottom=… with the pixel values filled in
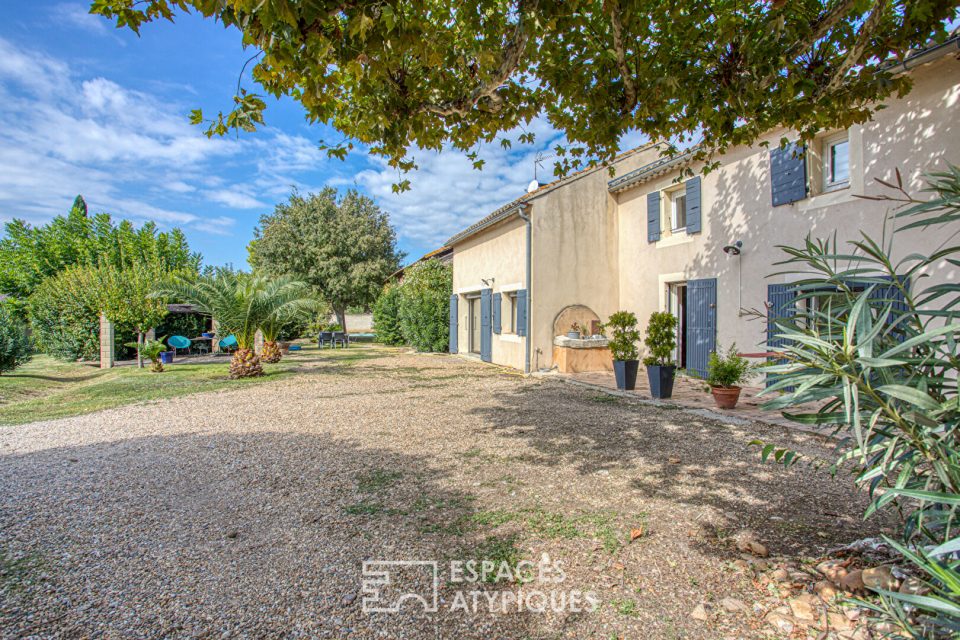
left=646, top=364, right=676, bottom=399
left=613, top=360, right=639, bottom=391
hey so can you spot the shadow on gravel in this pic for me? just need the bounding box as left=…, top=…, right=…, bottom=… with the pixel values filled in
left=0, top=432, right=539, bottom=639
left=466, top=381, right=889, bottom=558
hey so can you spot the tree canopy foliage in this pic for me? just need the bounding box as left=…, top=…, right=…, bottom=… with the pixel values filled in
left=0, top=195, right=201, bottom=300
left=91, top=1, right=958, bottom=183
left=0, top=302, right=31, bottom=375
left=250, top=188, right=403, bottom=330
left=396, top=260, right=452, bottom=352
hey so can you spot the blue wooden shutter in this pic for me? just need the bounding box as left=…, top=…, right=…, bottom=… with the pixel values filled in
left=766, top=284, right=797, bottom=350
left=770, top=143, right=807, bottom=206
left=766, top=283, right=797, bottom=388
left=492, top=292, right=502, bottom=334
left=686, top=278, right=717, bottom=378
left=647, top=191, right=661, bottom=242
left=516, top=289, right=527, bottom=337
left=448, top=294, right=458, bottom=354
left=867, top=276, right=910, bottom=340
left=480, top=288, right=492, bottom=362
left=685, top=176, right=702, bottom=234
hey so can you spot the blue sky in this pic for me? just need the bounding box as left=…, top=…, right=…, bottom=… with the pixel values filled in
left=0, top=1, right=583, bottom=267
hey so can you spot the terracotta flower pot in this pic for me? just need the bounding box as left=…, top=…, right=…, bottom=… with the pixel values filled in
left=711, top=386, right=742, bottom=409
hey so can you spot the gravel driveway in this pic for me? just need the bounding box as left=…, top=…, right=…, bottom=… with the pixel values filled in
left=0, top=346, right=886, bottom=639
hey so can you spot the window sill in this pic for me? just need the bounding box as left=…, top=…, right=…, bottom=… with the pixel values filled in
left=797, top=186, right=856, bottom=212
left=655, top=233, right=694, bottom=249
left=822, top=182, right=849, bottom=193
left=499, top=334, right=522, bottom=343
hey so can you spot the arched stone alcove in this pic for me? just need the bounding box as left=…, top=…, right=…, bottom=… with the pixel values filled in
left=552, top=304, right=602, bottom=337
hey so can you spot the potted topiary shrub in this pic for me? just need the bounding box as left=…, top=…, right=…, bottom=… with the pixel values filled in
left=567, top=322, right=583, bottom=339
left=643, top=311, right=677, bottom=399
left=606, top=311, right=641, bottom=390
left=706, top=344, right=752, bottom=409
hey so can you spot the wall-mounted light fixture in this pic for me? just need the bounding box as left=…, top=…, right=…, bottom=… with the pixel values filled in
left=722, top=240, right=745, bottom=315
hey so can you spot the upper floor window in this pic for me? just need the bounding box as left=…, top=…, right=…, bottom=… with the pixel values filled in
left=670, top=190, right=687, bottom=231
left=822, top=132, right=849, bottom=192
left=506, top=291, right=518, bottom=333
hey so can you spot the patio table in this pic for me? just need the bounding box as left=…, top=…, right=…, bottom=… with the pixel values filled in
left=190, top=336, right=214, bottom=355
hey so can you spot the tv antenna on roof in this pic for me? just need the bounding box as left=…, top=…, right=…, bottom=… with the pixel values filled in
left=527, top=151, right=548, bottom=193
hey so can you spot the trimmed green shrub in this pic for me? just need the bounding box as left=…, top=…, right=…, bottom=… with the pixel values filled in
left=0, top=303, right=31, bottom=374
left=397, top=261, right=452, bottom=352
left=642, top=311, right=676, bottom=366
left=706, top=344, right=750, bottom=387
left=606, top=311, right=640, bottom=361
left=372, top=284, right=404, bottom=346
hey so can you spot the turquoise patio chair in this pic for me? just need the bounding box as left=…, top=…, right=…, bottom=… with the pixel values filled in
left=167, top=335, right=191, bottom=359
left=219, top=335, right=238, bottom=353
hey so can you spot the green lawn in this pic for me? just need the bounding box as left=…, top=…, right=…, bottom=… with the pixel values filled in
left=0, top=343, right=391, bottom=426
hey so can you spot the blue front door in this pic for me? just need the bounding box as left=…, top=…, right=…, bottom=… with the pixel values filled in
left=686, top=278, right=717, bottom=378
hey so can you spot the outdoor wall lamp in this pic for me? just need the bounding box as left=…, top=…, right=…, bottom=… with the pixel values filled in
left=722, top=240, right=745, bottom=315
left=722, top=240, right=743, bottom=256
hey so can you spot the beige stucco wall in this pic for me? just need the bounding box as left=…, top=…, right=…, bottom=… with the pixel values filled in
left=450, top=145, right=663, bottom=371
left=616, top=55, right=959, bottom=372
left=451, top=54, right=958, bottom=374
left=527, top=145, right=662, bottom=370
left=451, top=216, right=527, bottom=369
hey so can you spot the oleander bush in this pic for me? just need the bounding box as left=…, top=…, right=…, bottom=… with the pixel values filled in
left=757, top=166, right=960, bottom=638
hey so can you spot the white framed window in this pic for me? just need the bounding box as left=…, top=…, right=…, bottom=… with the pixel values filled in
left=670, top=190, right=687, bottom=232
left=506, top=292, right=518, bottom=333
left=822, top=132, right=849, bottom=192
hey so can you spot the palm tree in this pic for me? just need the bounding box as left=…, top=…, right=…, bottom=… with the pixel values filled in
left=155, top=271, right=314, bottom=378
left=257, top=276, right=316, bottom=363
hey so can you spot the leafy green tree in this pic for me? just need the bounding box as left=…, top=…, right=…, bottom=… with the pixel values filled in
left=251, top=188, right=403, bottom=330
left=91, top=1, right=958, bottom=184
left=27, top=265, right=102, bottom=361
left=755, top=166, right=960, bottom=638
left=397, top=261, right=452, bottom=351
left=0, top=195, right=201, bottom=300
left=0, top=302, right=31, bottom=374
left=94, top=265, right=171, bottom=369
left=372, top=284, right=404, bottom=346
left=155, top=272, right=315, bottom=378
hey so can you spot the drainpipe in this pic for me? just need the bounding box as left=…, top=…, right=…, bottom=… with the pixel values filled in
left=518, top=204, right=532, bottom=374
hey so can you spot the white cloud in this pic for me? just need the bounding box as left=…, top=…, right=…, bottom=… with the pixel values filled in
left=205, top=188, right=269, bottom=210
left=347, top=118, right=568, bottom=250
left=52, top=3, right=119, bottom=39
left=0, top=36, right=268, bottom=237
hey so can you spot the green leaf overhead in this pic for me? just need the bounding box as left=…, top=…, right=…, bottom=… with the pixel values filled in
left=89, top=0, right=960, bottom=178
